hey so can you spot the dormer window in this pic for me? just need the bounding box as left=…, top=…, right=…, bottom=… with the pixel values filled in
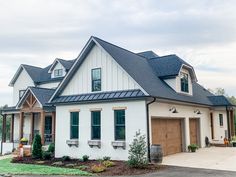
left=92, top=68, right=101, bottom=92
left=54, top=69, right=63, bottom=78
left=180, top=72, right=189, bottom=93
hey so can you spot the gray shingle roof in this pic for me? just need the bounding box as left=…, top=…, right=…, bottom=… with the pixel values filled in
left=10, top=60, right=76, bottom=86
left=51, top=89, right=145, bottom=104
left=51, top=36, right=231, bottom=107
left=208, top=96, right=233, bottom=106
left=148, top=55, right=194, bottom=78
left=30, top=87, right=56, bottom=107
left=137, top=51, right=159, bottom=59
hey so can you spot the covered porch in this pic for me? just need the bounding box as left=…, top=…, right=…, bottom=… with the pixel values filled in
left=1, top=87, right=56, bottom=154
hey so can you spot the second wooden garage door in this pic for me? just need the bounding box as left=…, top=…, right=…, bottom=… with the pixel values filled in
left=151, top=118, right=182, bottom=156
left=189, top=118, right=200, bottom=145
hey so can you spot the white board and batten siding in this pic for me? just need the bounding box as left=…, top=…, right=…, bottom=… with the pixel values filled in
left=38, top=82, right=60, bottom=89
left=61, top=45, right=145, bottom=96
left=13, top=69, right=34, bottom=105
left=55, top=100, right=147, bottom=160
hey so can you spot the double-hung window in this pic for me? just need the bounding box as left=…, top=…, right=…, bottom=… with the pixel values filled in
left=91, top=111, right=101, bottom=140
left=70, top=112, right=79, bottom=139
left=180, top=72, right=189, bottom=93
left=114, top=110, right=126, bottom=141
left=91, top=68, right=101, bottom=92
left=219, top=114, right=223, bottom=127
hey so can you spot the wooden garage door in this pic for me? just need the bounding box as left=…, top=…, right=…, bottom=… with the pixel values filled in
left=151, top=118, right=182, bottom=156
left=189, top=118, right=199, bottom=145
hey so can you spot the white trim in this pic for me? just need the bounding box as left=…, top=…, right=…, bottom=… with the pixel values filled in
left=179, top=64, right=197, bottom=82
left=48, top=58, right=65, bottom=74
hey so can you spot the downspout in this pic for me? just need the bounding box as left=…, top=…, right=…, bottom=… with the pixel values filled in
left=146, top=97, right=156, bottom=162
left=226, top=106, right=231, bottom=140
left=0, top=113, right=3, bottom=155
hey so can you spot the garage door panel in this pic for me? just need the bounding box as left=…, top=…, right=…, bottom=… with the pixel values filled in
left=151, top=118, right=183, bottom=156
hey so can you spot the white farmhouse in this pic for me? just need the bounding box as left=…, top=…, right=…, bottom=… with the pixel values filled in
left=1, top=36, right=235, bottom=160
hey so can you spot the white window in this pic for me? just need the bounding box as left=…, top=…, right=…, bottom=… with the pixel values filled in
left=54, top=69, right=63, bottom=77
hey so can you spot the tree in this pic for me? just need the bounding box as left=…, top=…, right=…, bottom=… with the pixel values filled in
left=32, top=134, right=42, bottom=159
left=127, top=130, right=148, bottom=168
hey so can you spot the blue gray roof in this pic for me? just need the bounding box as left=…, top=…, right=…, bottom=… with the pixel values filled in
left=50, top=36, right=233, bottom=107
left=137, top=51, right=159, bottom=59
left=51, top=89, right=146, bottom=104
left=148, top=55, right=195, bottom=79
left=10, top=59, right=76, bottom=86
left=17, top=87, right=55, bottom=108
left=208, top=96, right=233, bottom=106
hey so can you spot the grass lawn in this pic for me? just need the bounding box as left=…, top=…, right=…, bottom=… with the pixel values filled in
left=0, top=158, right=92, bottom=175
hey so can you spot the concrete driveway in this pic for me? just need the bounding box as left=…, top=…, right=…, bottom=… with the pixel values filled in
left=163, top=147, right=236, bottom=171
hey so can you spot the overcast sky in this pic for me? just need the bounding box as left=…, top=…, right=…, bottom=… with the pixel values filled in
left=0, top=0, right=236, bottom=106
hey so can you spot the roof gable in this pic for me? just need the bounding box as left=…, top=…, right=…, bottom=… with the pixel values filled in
left=16, top=87, right=55, bottom=108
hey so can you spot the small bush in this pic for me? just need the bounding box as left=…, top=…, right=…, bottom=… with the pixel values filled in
left=48, top=143, right=55, bottom=153
left=32, top=134, right=42, bottom=159
left=127, top=130, right=148, bottom=168
left=62, top=156, right=71, bottom=161
left=102, top=160, right=115, bottom=167
left=103, top=156, right=111, bottom=161
left=91, top=164, right=106, bottom=173
left=76, top=165, right=89, bottom=171
left=42, top=151, right=52, bottom=160
left=82, top=155, right=89, bottom=162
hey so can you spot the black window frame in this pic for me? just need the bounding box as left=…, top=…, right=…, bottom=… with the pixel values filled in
left=54, top=69, right=63, bottom=77
left=91, top=68, right=101, bottom=92
left=219, top=114, right=223, bottom=126
left=114, top=110, right=126, bottom=141
left=91, top=111, right=101, bottom=140
left=19, top=90, right=26, bottom=100
left=70, top=112, right=79, bottom=139
left=180, top=72, right=189, bottom=93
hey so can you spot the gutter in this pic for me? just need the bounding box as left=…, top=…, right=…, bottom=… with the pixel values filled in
left=226, top=106, right=231, bottom=140
left=146, top=97, right=156, bottom=162
left=0, top=113, right=3, bottom=155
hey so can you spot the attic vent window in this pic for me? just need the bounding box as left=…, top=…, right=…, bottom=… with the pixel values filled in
left=54, top=69, right=63, bottom=77
left=180, top=72, right=189, bottom=93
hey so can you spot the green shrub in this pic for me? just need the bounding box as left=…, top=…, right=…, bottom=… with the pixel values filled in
left=188, top=144, right=198, bottom=152
left=103, top=156, right=111, bottom=161
left=48, top=143, right=55, bottom=153
left=91, top=164, right=106, bottom=173
left=62, top=156, right=71, bottom=161
left=42, top=151, right=52, bottom=160
left=127, top=130, right=148, bottom=168
left=32, top=134, right=42, bottom=159
left=82, top=155, right=89, bottom=162
left=102, top=160, right=115, bottom=167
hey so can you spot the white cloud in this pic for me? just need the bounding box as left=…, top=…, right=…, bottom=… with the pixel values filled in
left=0, top=0, right=236, bottom=105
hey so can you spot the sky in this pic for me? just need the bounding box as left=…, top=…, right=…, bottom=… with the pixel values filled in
left=0, top=0, right=236, bottom=106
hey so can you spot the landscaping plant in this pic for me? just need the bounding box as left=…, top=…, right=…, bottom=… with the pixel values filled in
left=48, top=143, right=55, bottom=154
left=103, top=156, right=111, bottom=161
left=127, top=130, right=148, bottom=168
left=102, top=160, right=115, bottom=167
left=42, top=151, right=52, bottom=160
left=91, top=164, right=106, bottom=173
left=82, top=155, right=89, bottom=162
left=32, top=134, right=42, bottom=159
left=188, top=144, right=198, bottom=152
left=62, top=156, right=71, bottom=161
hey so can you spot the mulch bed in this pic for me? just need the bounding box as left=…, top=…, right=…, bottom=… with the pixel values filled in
left=11, top=157, right=164, bottom=176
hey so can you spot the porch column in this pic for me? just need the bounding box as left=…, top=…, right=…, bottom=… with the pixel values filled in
left=40, top=111, right=45, bottom=145
left=19, top=112, right=24, bottom=141
left=52, top=112, right=56, bottom=143
left=2, top=114, right=7, bottom=143
left=30, top=113, right=34, bottom=144
left=10, top=114, right=14, bottom=143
